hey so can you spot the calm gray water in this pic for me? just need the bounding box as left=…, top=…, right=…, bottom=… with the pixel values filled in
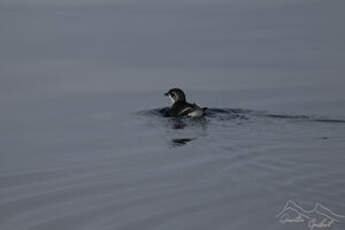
left=1, top=1, right=345, bottom=230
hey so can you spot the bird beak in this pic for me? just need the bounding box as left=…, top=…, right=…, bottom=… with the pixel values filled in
left=164, top=92, right=169, bottom=96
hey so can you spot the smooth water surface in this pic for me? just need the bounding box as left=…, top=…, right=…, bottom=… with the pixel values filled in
left=1, top=1, right=345, bottom=230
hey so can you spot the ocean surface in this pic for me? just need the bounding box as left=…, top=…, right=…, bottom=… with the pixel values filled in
left=1, top=1, right=345, bottom=230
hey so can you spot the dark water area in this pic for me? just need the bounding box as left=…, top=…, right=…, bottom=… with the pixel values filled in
left=1, top=0, right=345, bottom=230
left=140, top=105, right=345, bottom=147
left=144, top=106, right=345, bottom=123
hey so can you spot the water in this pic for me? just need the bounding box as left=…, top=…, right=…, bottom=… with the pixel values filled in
left=1, top=1, right=345, bottom=230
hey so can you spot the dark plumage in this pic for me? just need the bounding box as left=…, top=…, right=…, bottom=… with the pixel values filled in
left=164, top=88, right=207, bottom=117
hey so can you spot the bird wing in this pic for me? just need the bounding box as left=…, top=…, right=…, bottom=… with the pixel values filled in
left=177, top=103, right=199, bottom=116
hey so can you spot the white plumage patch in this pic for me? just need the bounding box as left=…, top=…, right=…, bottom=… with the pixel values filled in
left=187, top=109, right=204, bottom=117
left=178, top=105, right=204, bottom=117
left=178, top=107, right=193, bottom=115
left=168, top=95, right=175, bottom=104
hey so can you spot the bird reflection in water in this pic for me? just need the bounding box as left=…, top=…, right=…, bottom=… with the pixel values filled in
left=171, top=138, right=195, bottom=147
left=168, top=117, right=207, bottom=147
